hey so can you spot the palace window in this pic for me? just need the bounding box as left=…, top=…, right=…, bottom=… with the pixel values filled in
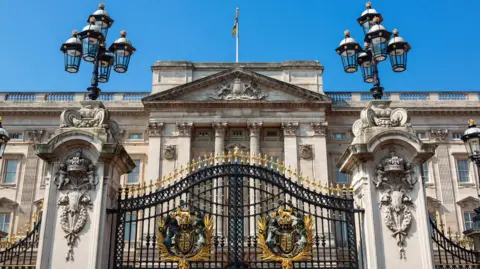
left=124, top=213, right=137, bottom=241
left=456, top=159, right=470, bottom=183
left=335, top=168, right=348, bottom=184
left=266, top=130, right=278, bottom=137
left=0, top=213, right=10, bottom=233
left=197, top=131, right=210, bottom=137
left=128, top=133, right=143, bottom=140
left=417, top=132, right=427, bottom=140
left=3, top=160, right=19, bottom=184
left=331, top=133, right=347, bottom=140
left=10, top=133, right=23, bottom=140
left=421, top=162, right=429, bottom=183
left=127, top=160, right=141, bottom=184
left=335, top=212, right=348, bottom=247
left=464, top=212, right=475, bottom=230
left=452, top=133, right=463, bottom=140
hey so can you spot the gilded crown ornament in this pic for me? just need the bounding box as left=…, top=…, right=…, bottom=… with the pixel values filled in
left=157, top=200, right=214, bottom=269
left=258, top=201, right=314, bottom=269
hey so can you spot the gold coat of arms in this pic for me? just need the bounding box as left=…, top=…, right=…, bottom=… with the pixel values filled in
left=157, top=201, right=214, bottom=269
left=258, top=201, right=314, bottom=269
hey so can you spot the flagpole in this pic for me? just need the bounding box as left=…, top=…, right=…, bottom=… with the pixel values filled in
left=236, top=7, right=239, bottom=63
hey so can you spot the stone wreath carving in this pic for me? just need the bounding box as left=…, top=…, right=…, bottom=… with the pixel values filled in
left=54, top=149, right=98, bottom=261
left=209, top=78, right=268, bottom=100
left=299, top=145, right=313, bottom=160
left=352, top=101, right=411, bottom=137
left=163, top=145, right=176, bottom=160
left=374, top=151, right=417, bottom=259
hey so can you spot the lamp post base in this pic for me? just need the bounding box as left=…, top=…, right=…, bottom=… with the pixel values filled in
left=87, top=86, right=101, bottom=101
left=370, top=86, right=384, bottom=100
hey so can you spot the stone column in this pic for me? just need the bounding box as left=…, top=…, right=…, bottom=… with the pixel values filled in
left=338, top=101, right=437, bottom=269
left=34, top=101, right=135, bottom=269
left=176, top=122, right=193, bottom=169
left=282, top=122, right=299, bottom=177
left=247, top=122, right=262, bottom=235
left=147, top=122, right=163, bottom=182
left=248, top=122, right=262, bottom=160
left=310, top=122, right=328, bottom=185
left=213, top=122, right=227, bottom=162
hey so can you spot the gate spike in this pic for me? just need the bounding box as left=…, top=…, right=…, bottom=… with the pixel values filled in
left=25, top=220, right=31, bottom=233
left=168, top=172, right=174, bottom=185
left=447, top=226, right=452, bottom=238
left=221, top=151, right=227, bottom=163
left=197, top=156, right=202, bottom=169
left=342, top=184, right=347, bottom=197
left=275, top=158, right=280, bottom=172
left=203, top=154, right=208, bottom=167
left=323, top=183, right=329, bottom=195
left=455, top=232, right=460, bottom=242
left=293, top=169, right=298, bottom=181
left=227, top=151, right=232, bottom=163
left=287, top=165, right=292, bottom=178
left=155, top=178, right=161, bottom=190
left=263, top=154, right=268, bottom=167
left=209, top=153, right=214, bottom=166
left=257, top=153, right=262, bottom=166
left=149, top=179, right=154, bottom=193
left=186, top=162, right=191, bottom=174
left=336, top=184, right=341, bottom=196
left=349, top=184, right=354, bottom=195
left=215, top=152, right=220, bottom=164
left=191, top=159, right=197, bottom=171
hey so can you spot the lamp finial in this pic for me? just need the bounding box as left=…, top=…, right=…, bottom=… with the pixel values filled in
left=366, top=2, right=372, bottom=8
left=120, top=30, right=127, bottom=37
left=72, top=30, right=78, bottom=36
left=99, top=2, right=105, bottom=9
left=468, top=119, right=475, bottom=127
left=89, top=17, right=96, bottom=24
left=344, top=29, right=351, bottom=37
left=392, top=29, right=399, bottom=36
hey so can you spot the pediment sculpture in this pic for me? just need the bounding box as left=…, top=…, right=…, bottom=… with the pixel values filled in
left=374, top=151, right=417, bottom=259
left=54, top=149, right=98, bottom=261
left=209, top=78, right=268, bottom=101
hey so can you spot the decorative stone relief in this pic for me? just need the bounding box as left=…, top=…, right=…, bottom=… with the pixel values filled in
left=25, top=129, right=45, bottom=143
left=209, top=78, right=268, bottom=100
left=248, top=122, right=263, bottom=137
left=299, top=145, right=313, bottom=160
left=54, top=149, right=98, bottom=261
left=163, top=145, right=177, bottom=160
left=212, top=122, right=228, bottom=137
left=148, top=122, right=164, bottom=137
left=310, top=122, right=328, bottom=136
left=177, top=122, right=193, bottom=137
left=430, top=129, right=449, bottom=141
left=282, top=122, right=299, bottom=136
left=374, top=151, right=416, bottom=259
left=352, top=101, right=412, bottom=137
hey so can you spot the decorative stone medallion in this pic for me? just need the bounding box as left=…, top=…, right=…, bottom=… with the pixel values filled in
left=299, top=145, right=313, bottom=160
left=54, top=149, right=97, bottom=261
left=209, top=78, right=268, bottom=100
left=163, top=145, right=177, bottom=160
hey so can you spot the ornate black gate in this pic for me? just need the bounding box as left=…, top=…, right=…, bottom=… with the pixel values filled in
left=110, top=150, right=362, bottom=269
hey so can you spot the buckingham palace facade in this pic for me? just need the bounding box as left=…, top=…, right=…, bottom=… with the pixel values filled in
left=0, top=60, right=478, bottom=239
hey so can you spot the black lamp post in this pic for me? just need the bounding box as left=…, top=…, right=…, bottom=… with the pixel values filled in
left=335, top=2, right=411, bottom=100
left=462, top=119, right=480, bottom=171
left=60, top=3, right=136, bottom=101
left=0, top=117, right=10, bottom=159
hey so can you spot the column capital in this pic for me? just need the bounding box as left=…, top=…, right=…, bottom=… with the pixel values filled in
left=310, top=122, right=328, bottom=137
left=212, top=122, right=228, bottom=137
left=147, top=122, right=164, bottom=137
left=247, top=122, right=263, bottom=137
left=176, top=122, right=193, bottom=137
left=25, top=129, right=46, bottom=143
left=282, top=122, right=299, bottom=136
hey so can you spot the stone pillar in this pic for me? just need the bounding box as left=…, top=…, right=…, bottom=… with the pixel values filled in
left=213, top=122, right=227, bottom=162
left=338, top=101, right=437, bottom=269
left=147, top=122, right=163, bottom=182
left=176, top=122, right=193, bottom=169
left=282, top=122, right=299, bottom=176
left=248, top=122, right=262, bottom=159
left=247, top=122, right=262, bottom=235
left=310, top=122, right=328, bottom=185
left=34, top=101, right=135, bottom=269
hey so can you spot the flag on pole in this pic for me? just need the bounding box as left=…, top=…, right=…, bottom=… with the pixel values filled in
left=232, top=8, right=239, bottom=37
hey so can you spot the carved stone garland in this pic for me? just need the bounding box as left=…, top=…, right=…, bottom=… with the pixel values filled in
left=374, top=151, right=417, bottom=259
left=54, top=149, right=98, bottom=261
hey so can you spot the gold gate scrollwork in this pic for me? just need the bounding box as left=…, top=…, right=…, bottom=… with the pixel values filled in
left=258, top=201, right=314, bottom=269
left=157, top=201, right=214, bottom=269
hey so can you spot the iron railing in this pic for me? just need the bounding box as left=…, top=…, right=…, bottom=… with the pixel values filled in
left=108, top=151, right=364, bottom=269
left=0, top=211, right=42, bottom=268
left=430, top=217, right=480, bottom=268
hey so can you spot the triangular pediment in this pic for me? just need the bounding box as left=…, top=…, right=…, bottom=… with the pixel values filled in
left=457, top=196, right=480, bottom=208
left=142, top=68, right=330, bottom=103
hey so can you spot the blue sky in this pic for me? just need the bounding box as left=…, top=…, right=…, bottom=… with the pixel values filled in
left=0, top=0, right=477, bottom=93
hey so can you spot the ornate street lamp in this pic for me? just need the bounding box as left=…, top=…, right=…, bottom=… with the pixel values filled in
left=0, top=117, right=10, bottom=159
left=60, top=3, right=136, bottom=101
left=462, top=119, right=480, bottom=169
left=335, top=2, right=411, bottom=100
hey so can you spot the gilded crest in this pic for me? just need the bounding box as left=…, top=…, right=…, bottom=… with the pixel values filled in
left=258, top=201, right=314, bottom=269
left=157, top=201, right=214, bottom=269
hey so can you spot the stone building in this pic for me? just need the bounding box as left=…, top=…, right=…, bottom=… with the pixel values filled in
left=0, top=60, right=477, bottom=239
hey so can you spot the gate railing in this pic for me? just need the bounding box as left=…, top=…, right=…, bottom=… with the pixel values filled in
left=109, top=149, right=365, bottom=269
left=429, top=216, right=480, bottom=268
left=0, top=207, right=42, bottom=268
